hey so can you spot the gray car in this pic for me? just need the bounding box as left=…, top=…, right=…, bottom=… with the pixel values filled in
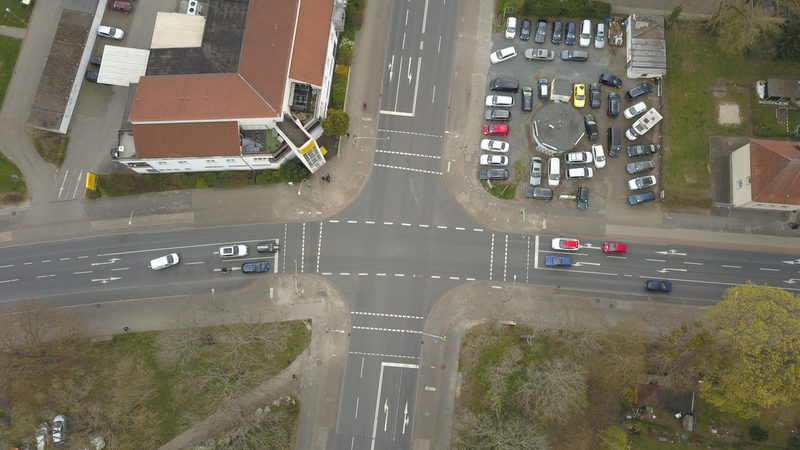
left=525, top=186, right=554, bottom=200
left=478, top=168, right=509, bottom=180
left=485, top=109, right=511, bottom=121
left=529, top=157, right=542, bottom=186
left=534, top=19, right=548, bottom=43
left=590, top=83, right=601, bottom=108
left=626, top=160, right=655, bottom=174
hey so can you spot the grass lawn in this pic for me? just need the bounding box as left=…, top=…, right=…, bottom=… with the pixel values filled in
left=31, top=130, right=68, bottom=166
left=0, top=151, right=26, bottom=203
left=482, top=181, right=516, bottom=199
left=0, top=1, right=31, bottom=28
left=663, top=21, right=800, bottom=208
left=0, top=35, right=22, bottom=108
left=752, top=97, right=800, bottom=137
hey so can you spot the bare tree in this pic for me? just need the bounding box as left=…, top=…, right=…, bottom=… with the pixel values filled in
left=516, top=357, right=588, bottom=424
left=484, top=346, right=523, bottom=418
left=456, top=411, right=550, bottom=450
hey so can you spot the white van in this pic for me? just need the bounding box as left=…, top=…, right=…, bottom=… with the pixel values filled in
left=594, top=23, right=605, bottom=49
left=566, top=167, right=594, bottom=180
left=548, top=157, right=560, bottom=187
left=150, top=253, right=180, bottom=270
left=579, top=19, right=592, bottom=47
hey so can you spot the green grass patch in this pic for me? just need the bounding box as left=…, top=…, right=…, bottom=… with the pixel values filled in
left=0, top=151, right=26, bottom=204
left=0, top=1, right=30, bottom=27
left=482, top=181, right=516, bottom=199
left=330, top=64, right=349, bottom=110
left=31, top=129, right=68, bottom=166
left=0, top=35, right=22, bottom=107
left=752, top=98, right=800, bottom=137
left=663, top=21, right=800, bottom=208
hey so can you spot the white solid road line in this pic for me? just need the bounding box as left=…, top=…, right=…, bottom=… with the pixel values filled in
left=721, top=265, right=741, bottom=268
left=533, top=235, right=540, bottom=269
left=760, top=267, right=780, bottom=271
left=349, top=351, right=419, bottom=360
left=184, top=261, right=205, bottom=265
left=0, top=278, right=19, bottom=284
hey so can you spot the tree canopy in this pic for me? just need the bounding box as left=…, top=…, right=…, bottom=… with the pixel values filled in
left=321, top=108, right=349, bottom=136
left=708, top=0, right=780, bottom=55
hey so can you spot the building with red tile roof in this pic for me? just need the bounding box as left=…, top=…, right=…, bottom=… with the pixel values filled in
left=731, top=139, right=800, bottom=211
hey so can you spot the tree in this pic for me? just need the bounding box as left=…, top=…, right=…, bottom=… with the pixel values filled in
left=516, top=357, right=587, bottom=424
left=278, top=158, right=310, bottom=183
left=321, top=109, right=349, bottom=136
left=456, top=411, right=549, bottom=450
left=774, top=20, right=800, bottom=60
left=699, top=283, right=800, bottom=418
left=708, top=0, right=780, bottom=55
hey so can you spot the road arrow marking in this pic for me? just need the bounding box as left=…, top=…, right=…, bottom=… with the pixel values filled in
left=91, top=276, right=122, bottom=284
left=656, top=249, right=687, bottom=256
left=402, top=401, right=409, bottom=434
left=383, top=398, right=389, bottom=432
left=656, top=268, right=687, bottom=273
left=783, top=279, right=800, bottom=284
left=581, top=243, right=599, bottom=249
left=573, top=262, right=600, bottom=267
left=91, top=258, right=122, bottom=266
left=781, top=259, right=800, bottom=265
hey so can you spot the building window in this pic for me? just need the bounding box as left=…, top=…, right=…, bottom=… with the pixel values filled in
left=736, top=180, right=743, bottom=189
left=746, top=176, right=751, bottom=185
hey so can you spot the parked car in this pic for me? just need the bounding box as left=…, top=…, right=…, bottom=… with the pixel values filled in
left=256, top=241, right=280, bottom=253
left=607, top=126, right=622, bottom=156
left=534, top=18, right=548, bottom=43
left=242, top=261, right=270, bottom=273
left=626, top=160, right=655, bottom=174
left=525, top=186, right=553, bottom=200
left=592, top=144, right=606, bottom=168
left=628, top=190, right=657, bottom=205
left=565, top=21, right=577, bottom=45
left=480, top=139, right=509, bottom=153
left=626, top=143, right=660, bottom=157
left=560, top=49, right=588, bottom=61
left=219, top=244, right=248, bottom=258
left=565, top=151, right=592, bottom=165
left=523, top=48, right=554, bottom=61
left=480, top=154, right=509, bottom=166
left=551, top=21, right=563, bottom=44
left=545, top=255, right=572, bottom=267
left=52, top=415, right=67, bottom=445
left=623, top=101, right=647, bottom=119
left=537, top=78, right=549, bottom=99
left=85, top=71, right=99, bottom=82
left=483, top=124, right=508, bottom=136
left=594, top=22, right=605, bottom=49
left=108, top=1, right=132, bottom=12
left=519, top=19, right=532, bottom=40
left=548, top=157, right=560, bottom=187
left=149, top=253, right=180, bottom=270
left=529, top=156, right=542, bottom=186
left=603, top=241, right=627, bottom=253
left=478, top=168, right=509, bottom=180
left=566, top=167, right=594, bottom=179
left=576, top=185, right=589, bottom=209
left=626, top=82, right=653, bottom=100
left=645, top=280, right=673, bottom=292
left=485, top=95, right=515, bottom=107
left=551, top=237, right=580, bottom=251
left=521, top=86, right=533, bottom=112
left=578, top=19, right=592, bottom=47
left=489, top=77, right=519, bottom=93
left=485, top=109, right=511, bottom=121
left=490, top=46, right=517, bottom=64
left=599, top=73, right=622, bottom=89
left=628, top=175, right=657, bottom=190
left=573, top=83, right=586, bottom=108
left=505, top=17, right=517, bottom=39
left=607, top=92, right=620, bottom=117
left=584, top=114, right=599, bottom=140
left=89, top=56, right=102, bottom=66
left=97, top=25, right=124, bottom=40
left=590, top=83, right=601, bottom=108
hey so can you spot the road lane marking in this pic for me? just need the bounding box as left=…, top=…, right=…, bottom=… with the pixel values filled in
left=355, top=397, right=360, bottom=418
left=430, top=275, right=441, bottom=279
left=526, top=235, right=531, bottom=283
left=340, top=272, right=351, bottom=276
left=491, top=285, right=502, bottom=290
left=377, top=273, right=386, bottom=276
left=350, top=351, right=419, bottom=360
left=394, top=273, right=405, bottom=277
left=73, top=270, right=92, bottom=274
left=473, top=228, right=483, bottom=232
left=455, top=227, right=465, bottom=230
left=78, top=256, right=88, bottom=259
left=401, top=223, right=411, bottom=226
left=329, top=219, right=339, bottom=223
left=384, top=221, right=394, bottom=225
left=352, top=311, right=424, bottom=320
left=449, top=276, right=460, bottom=280
left=606, top=255, right=626, bottom=259
left=301, top=222, right=306, bottom=273
left=42, top=260, right=51, bottom=263
left=419, top=224, right=429, bottom=228
left=0, top=264, right=14, bottom=268
left=721, top=265, right=741, bottom=268
left=646, top=258, right=666, bottom=262
left=322, top=272, right=332, bottom=275
left=371, top=361, right=420, bottom=450
left=36, top=274, right=56, bottom=279
left=489, top=233, right=495, bottom=281
left=358, top=272, right=368, bottom=276
left=316, top=222, right=324, bottom=273
left=466, top=277, right=476, bottom=281
left=760, top=267, right=779, bottom=271
left=683, top=262, right=703, bottom=265
left=365, top=221, right=375, bottom=224
left=503, top=235, right=509, bottom=282
left=23, top=262, right=32, bottom=265
left=534, top=235, right=540, bottom=269
left=374, top=163, right=442, bottom=175
left=0, top=278, right=19, bottom=284
left=376, top=128, right=441, bottom=138
left=348, top=220, right=358, bottom=224
left=110, top=267, right=130, bottom=271
left=375, top=149, right=441, bottom=159
left=184, top=261, right=204, bottom=265
left=437, top=225, right=447, bottom=229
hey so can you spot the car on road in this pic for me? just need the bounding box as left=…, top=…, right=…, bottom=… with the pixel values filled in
left=256, top=241, right=280, bottom=252
left=485, top=109, right=511, bottom=121
left=219, top=244, right=248, bottom=258
left=590, top=83, right=601, bottom=108
left=565, top=151, right=592, bottom=165
left=109, top=1, right=132, bottom=12
left=52, top=415, right=67, bottom=445
left=478, top=168, right=509, bottom=180
left=537, top=78, right=549, bottom=99
left=576, top=185, right=589, bottom=209
left=602, top=241, right=627, bottom=253
left=584, top=114, right=599, bottom=140
left=573, top=83, right=586, bottom=108
left=552, top=237, right=580, bottom=251
left=626, top=82, right=653, bottom=100
left=594, top=22, right=605, bottom=49
left=519, top=19, right=532, bottom=40
left=551, top=21, right=563, bottom=44
left=626, top=160, right=654, bottom=174
left=97, top=25, right=124, bottom=40
left=483, top=124, right=508, bottom=136
left=505, top=17, right=517, bottom=39
left=480, top=139, right=509, bottom=153
left=548, top=157, right=560, bottom=187
left=525, top=186, right=553, bottom=200
left=579, top=19, right=592, bottom=47
left=529, top=156, right=542, bottom=186
left=485, top=95, right=514, bottom=107
left=599, top=73, right=622, bottom=89
left=85, top=71, right=99, bottom=82
left=480, top=154, right=509, bottom=166
left=629, top=175, right=657, bottom=190
left=628, top=190, right=656, bottom=205
left=489, top=77, right=519, bottom=93
left=607, top=92, right=620, bottom=117
left=545, top=255, right=572, bottom=267
left=565, top=21, right=577, bottom=45
left=592, top=144, right=606, bottom=168
left=150, top=253, right=180, bottom=270
left=645, top=279, right=673, bottom=292
left=490, top=46, right=517, bottom=64
left=624, top=101, right=647, bottom=119
left=242, top=261, right=270, bottom=273
left=521, top=86, right=533, bottom=112
left=534, top=18, right=548, bottom=43
left=626, top=143, right=660, bottom=157
left=523, top=48, right=554, bottom=61
left=560, top=49, right=588, bottom=61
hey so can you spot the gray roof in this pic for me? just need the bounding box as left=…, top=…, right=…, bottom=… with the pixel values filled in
left=765, top=79, right=800, bottom=100
left=627, top=15, right=667, bottom=76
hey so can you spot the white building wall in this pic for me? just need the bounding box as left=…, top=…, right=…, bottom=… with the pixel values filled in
left=119, top=155, right=285, bottom=174
left=316, top=24, right=338, bottom=118
left=730, top=144, right=752, bottom=208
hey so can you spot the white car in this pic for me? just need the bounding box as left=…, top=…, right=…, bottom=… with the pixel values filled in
left=490, top=46, right=517, bottom=64
left=52, top=415, right=67, bottom=445
left=485, top=95, right=514, bottom=107
left=579, top=19, right=591, bottom=47
left=564, top=151, right=593, bottom=165
left=97, top=25, right=124, bottom=40
left=150, top=253, right=180, bottom=270
left=505, top=17, right=517, bottom=39
left=480, top=139, right=509, bottom=153
left=219, top=244, right=248, bottom=258
left=551, top=237, right=581, bottom=251
left=623, top=101, right=647, bottom=119
left=548, top=156, right=560, bottom=187
left=479, top=154, right=509, bottom=166
left=592, top=144, right=606, bottom=168
left=594, top=23, right=605, bottom=49
left=629, top=175, right=657, bottom=190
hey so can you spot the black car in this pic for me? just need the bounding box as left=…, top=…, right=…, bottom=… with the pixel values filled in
left=628, top=191, right=656, bottom=205
left=89, top=56, right=102, bottom=66
left=626, top=82, right=653, bottom=100
left=551, top=21, right=563, bottom=44
left=627, top=143, right=660, bottom=157
left=85, top=71, right=99, bottom=82
left=565, top=22, right=576, bottom=45
left=520, top=19, right=532, bottom=40
left=489, top=77, right=519, bottom=93
left=645, top=279, right=672, bottom=292
left=584, top=115, right=599, bottom=140
left=626, top=160, right=655, bottom=174
left=525, top=186, right=554, bottom=200
left=537, top=78, right=549, bottom=99
left=534, top=19, right=548, bottom=44
left=576, top=186, right=589, bottom=209
left=607, top=92, right=620, bottom=117
left=478, top=168, right=509, bottom=180
left=599, top=73, right=622, bottom=89
left=242, top=261, right=270, bottom=273
left=590, top=83, right=601, bottom=108
left=521, top=86, right=533, bottom=112
left=485, top=109, right=511, bottom=121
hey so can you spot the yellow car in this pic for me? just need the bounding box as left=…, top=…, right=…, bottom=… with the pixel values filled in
left=573, top=83, right=586, bottom=108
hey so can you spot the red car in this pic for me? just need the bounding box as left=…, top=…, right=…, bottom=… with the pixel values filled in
left=109, top=1, right=132, bottom=12
left=602, top=241, right=627, bottom=254
left=483, top=124, right=509, bottom=136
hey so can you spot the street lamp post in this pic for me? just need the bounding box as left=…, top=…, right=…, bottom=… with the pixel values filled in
left=297, top=179, right=311, bottom=196
left=4, top=8, right=23, bottom=24
left=293, top=258, right=302, bottom=296
left=420, top=331, right=446, bottom=342
left=128, top=209, right=135, bottom=226
left=353, top=136, right=391, bottom=143
left=504, top=274, right=517, bottom=302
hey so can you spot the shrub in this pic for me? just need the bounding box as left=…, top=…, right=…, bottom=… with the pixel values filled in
left=255, top=170, right=281, bottom=184
left=322, top=109, right=350, bottom=136
left=748, top=425, right=768, bottom=442
left=337, top=40, right=353, bottom=65
left=527, top=0, right=562, bottom=16
left=279, top=158, right=310, bottom=183
left=194, top=177, right=207, bottom=189
left=330, top=65, right=349, bottom=110
left=3, top=192, right=25, bottom=204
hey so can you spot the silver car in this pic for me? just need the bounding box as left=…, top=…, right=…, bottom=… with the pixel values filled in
left=529, top=157, right=542, bottom=186
left=52, top=415, right=67, bottom=445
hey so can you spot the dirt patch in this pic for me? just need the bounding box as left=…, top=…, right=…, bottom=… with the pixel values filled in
left=718, top=102, right=741, bottom=126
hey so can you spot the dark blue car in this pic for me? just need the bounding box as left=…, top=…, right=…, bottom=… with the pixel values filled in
left=628, top=191, right=656, bottom=205
left=545, top=255, right=572, bottom=267
left=242, top=261, right=270, bottom=273
left=565, top=22, right=577, bottom=45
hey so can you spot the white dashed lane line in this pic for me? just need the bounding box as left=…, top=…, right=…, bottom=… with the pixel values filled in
left=349, top=351, right=419, bottom=360
left=375, top=149, right=441, bottom=159
left=352, top=311, right=424, bottom=320
left=373, top=163, right=442, bottom=175
left=721, top=265, right=741, bottom=269
left=760, top=267, right=780, bottom=271
left=376, top=129, right=442, bottom=138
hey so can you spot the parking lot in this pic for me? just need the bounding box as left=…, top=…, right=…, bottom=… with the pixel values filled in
left=481, top=16, right=663, bottom=216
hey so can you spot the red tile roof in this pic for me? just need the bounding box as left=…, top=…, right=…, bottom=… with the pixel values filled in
left=132, top=122, right=241, bottom=158
left=290, top=0, right=334, bottom=86
left=749, top=139, right=800, bottom=205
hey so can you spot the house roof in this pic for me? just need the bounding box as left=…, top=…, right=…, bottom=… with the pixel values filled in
left=750, top=139, right=800, bottom=205
left=289, top=0, right=335, bottom=86
left=132, top=122, right=241, bottom=158
left=765, top=79, right=800, bottom=100
left=637, top=384, right=694, bottom=412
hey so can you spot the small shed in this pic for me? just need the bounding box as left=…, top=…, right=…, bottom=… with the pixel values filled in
left=625, top=15, right=667, bottom=79
left=550, top=79, right=572, bottom=103
left=756, top=79, right=800, bottom=105
left=637, top=383, right=694, bottom=412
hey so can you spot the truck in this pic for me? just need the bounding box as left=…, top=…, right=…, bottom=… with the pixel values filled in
left=625, top=107, right=662, bottom=141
